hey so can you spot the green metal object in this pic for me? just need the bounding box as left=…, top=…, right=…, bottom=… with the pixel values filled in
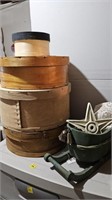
left=44, top=131, right=111, bottom=183
left=66, top=124, right=111, bottom=146
left=44, top=103, right=111, bottom=183
left=44, top=151, right=110, bottom=183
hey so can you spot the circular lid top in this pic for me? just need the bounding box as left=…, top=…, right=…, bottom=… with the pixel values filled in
left=12, top=31, right=50, bottom=42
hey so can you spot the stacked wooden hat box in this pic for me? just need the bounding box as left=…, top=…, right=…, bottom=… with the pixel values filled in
left=0, top=32, right=70, bottom=157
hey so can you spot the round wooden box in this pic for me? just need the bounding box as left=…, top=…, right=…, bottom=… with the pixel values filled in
left=0, top=56, right=69, bottom=89
left=0, top=84, right=71, bottom=131
left=12, top=31, right=50, bottom=56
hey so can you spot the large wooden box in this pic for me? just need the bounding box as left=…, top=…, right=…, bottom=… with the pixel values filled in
left=0, top=84, right=70, bottom=131
left=0, top=56, right=69, bottom=89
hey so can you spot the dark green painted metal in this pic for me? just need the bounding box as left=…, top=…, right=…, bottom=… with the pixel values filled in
left=69, top=139, right=111, bottom=163
left=44, top=151, right=110, bottom=183
left=67, top=124, right=111, bottom=146
left=44, top=126, right=111, bottom=183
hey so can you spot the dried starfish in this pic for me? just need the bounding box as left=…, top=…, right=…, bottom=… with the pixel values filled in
left=67, top=103, right=112, bottom=134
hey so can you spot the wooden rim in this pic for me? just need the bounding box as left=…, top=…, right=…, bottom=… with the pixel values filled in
left=4, top=125, right=65, bottom=141
left=0, top=56, right=69, bottom=67
left=0, top=83, right=71, bottom=100
left=6, top=137, right=63, bottom=157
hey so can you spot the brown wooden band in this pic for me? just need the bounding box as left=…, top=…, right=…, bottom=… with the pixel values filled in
left=0, top=56, right=69, bottom=67
left=4, top=125, right=65, bottom=141
left=6, top=137, right=63, bottom=157
left=0, top=84, right=71, bottom=100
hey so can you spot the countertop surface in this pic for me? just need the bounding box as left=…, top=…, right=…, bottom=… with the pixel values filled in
left=0, top=140, right=112, bottom=199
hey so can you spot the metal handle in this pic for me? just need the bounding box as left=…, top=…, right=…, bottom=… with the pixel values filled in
left=44, top=153, right=110, bottom=183
left=44, top=153, right=72, bottom=181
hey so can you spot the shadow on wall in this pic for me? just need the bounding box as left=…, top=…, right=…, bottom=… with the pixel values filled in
left=69, top=63, right=107, bottom=119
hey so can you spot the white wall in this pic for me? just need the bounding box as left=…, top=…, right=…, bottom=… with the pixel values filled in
left=0, top=0, right=31, bottom=56
left=110, top=0, right=112, bottom=116
left=29, top=0, right=112, bottom=118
